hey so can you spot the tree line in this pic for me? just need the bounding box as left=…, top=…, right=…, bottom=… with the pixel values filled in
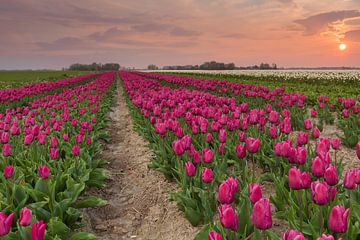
left=149, top=61, right=277, bottom=70
left=68, top=63, right=120, bottom=71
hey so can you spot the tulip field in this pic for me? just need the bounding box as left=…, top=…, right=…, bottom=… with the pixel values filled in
left=0, top=69, right=360, bottom=240
left=0, top=72, right=115, bottom=239
left=120, top=71, right=360, bottom=240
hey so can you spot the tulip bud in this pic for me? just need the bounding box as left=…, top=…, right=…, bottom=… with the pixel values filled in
left=38, top=165, right=50, bottom=180
left=296, top=147, right=307, bottom=165
left=3, top=165, right=14, bottom=179
left=0, top=212, right=14, bottom=236
left=202, top=168, right=213, bottom=183
left=251, top=198, right=272, bottom=230
left=269, top=126, right=278, bottom=139
left=328, top=205, right=349, bottom=233
left=184, top=162, right=195, bottom=177
left=31, top=220, right=47, bottom=240
left=282, top=229, right=305, bottom=240
left=311, top=181, right=330, bottom=205
left=249, top=183, right=262, bottom=204
left=63, top=133, right=69, bottom=142
left=50, top=137, right=58, bottom=148
left=208, top=231, right=223, bottom=240
left=19, top=207, right=32, bottom=227
left=324, top=165, right=338, bottom=186
left=218, top=204, right=238, bottom=231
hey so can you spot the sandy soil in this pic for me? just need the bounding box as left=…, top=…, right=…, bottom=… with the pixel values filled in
left=81, top=79, right=199, bottom=240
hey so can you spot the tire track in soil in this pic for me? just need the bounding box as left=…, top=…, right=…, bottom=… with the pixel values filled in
left=81, top=78, right=199, bottom=239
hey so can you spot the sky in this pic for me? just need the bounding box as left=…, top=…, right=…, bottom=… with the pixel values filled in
left=0, top=0, right=360, bottom=69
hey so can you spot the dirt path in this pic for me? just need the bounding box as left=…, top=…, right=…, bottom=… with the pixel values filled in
left=81, top=79, right=199, bottom=239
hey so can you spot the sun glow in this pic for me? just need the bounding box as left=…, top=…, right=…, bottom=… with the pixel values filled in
left=339, top=43, right=347, bottom=51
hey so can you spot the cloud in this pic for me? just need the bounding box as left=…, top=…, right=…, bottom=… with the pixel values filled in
left=294, top=10, right=360, bottom=35
left=221, top=33, right=248, bottom=39
left=344, top=29, right=360, bottom=42
left=131, top=23, right=200, bottom=36
left=35, top=37, right=84, bottom=50
left=88, top=27, right=128, bottom=41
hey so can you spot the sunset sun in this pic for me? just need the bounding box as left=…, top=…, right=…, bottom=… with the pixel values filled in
left=339, top=43, right=347, bottom=51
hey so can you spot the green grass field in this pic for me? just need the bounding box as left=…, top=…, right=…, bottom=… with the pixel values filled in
left=0, top=70, right=93, bottom=89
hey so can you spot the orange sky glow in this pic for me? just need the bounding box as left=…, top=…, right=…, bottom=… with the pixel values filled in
left=0, top=0, right=359, bottom=69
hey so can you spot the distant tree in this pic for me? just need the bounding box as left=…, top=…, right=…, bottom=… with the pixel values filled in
left=147, top=64, right=159, bottom=70
left=68, top=63, right=120, bottom=71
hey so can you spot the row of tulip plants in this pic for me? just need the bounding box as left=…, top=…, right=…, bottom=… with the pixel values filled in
left=120, top=70, right=360, bottom=240
left=138, top=72, right=360, bottom=149
left=0, top=73, right=100, bottom=113
left=0, top=72, right=116, bottom=239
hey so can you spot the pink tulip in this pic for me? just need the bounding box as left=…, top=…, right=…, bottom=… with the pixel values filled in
left=185, top=162, right=195, bottom=177
left=38, top=165, right=50, bottom=180
left=304, top=119, right=312, bottom=130
left=206, top=133, right=213, bottom=143
left=296, top=132, right=308, bottom=146
left=249, top=183, right=262, bottom=204
left=202, top=148, right=214, bottom=164
left=331, top=138, right=341, bottom=150
left=208, top=231, right=223, bottom=240
left=2, top=144, right=11, bottom=157
left=282, top=229, right=305, bottom=240
left=238, top=131, right=246, bottom=142
left=235, top=144, right=246, bottom=159
left=24, top=134, right=34, bottom=145
left=31, top=220, right=47, bottom=240
left=172, top=140, right=185, bottom=156
left=311, top=109, right=317, bottom=118
left=246, top=138, right=260, bottom=154
left=0, top=212, right=14, bottom=236
left=318, top=234, right=335, bottom=240
left=288, top=167, right=310, bottom=190
left=202, top=168, right=213, bottom=183
left=50, top=137, right=58, bottom=148
left=251, top=198, right=272, bottom=230
left=218, top=204, right=238, bottom=231
left=311, top=181, right=330, bottom=205
left=218, top=143, right=225, bottom=155
left=311, top=156, right=325, bottom=177
left=50, top=148, right=59, bottom=160
left=313, top=127, right=320, bottom=139
left=328, top=205, right=349, bottom=233
left=296, top=147, right=307, bottom=165
left=343, top=170, right=357, bottom=189
left=219, top=129, right=227, bottom=143
left=268, top=111, right=279, bottom=124
left=218, top=178, right=238, bottom=204
left=269, top=126, right=278, bottom=139
left=72, top=145, right=80, bottom=156
left=19, top=207, right=32, bottom=227
left=37, top=133, right=46, bottom=145
left=193, top=151, right=200, bottom=165
left=324, top=165, right=338, bottom=186
left=356, top=142, right=360, bottom=160
left=63, top=133, right=69, bottom=142
left=3, top=165, right=14, bottom=179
